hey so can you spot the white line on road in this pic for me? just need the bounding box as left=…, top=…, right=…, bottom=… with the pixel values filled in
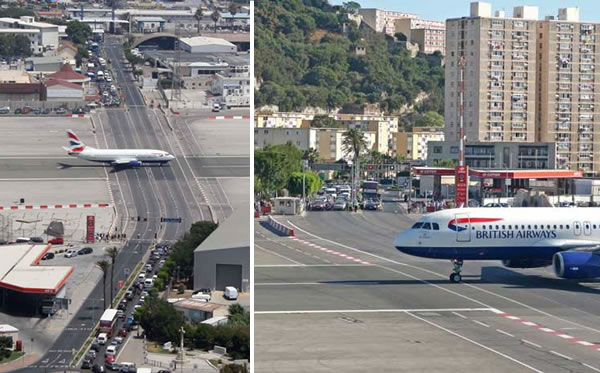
left=583, top=363, right=600, bottom=372
left=496, top=329, right=515, bottom=338
left=521, top=339, right=542, bottom=348
left=473, top=320, right=490, bottom=328
left=255, top=264, right=368, bottom=268
left=406, top=312, right=544, bottom=373
left=255, top=308, right=495, bottom=315
left=452, top=311, right=468, bottom=319
left=550, top=350, right=573, bottom=360
left=255, top=245, right=304, bottom=265
left=255, top=282, right=323, bottom=286
left=0, top=178, right=107, bottom=181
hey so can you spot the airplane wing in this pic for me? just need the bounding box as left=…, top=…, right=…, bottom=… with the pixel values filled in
left=533, top=239, right=600, bottom=252
left=111, top=159, right=140, bottom=166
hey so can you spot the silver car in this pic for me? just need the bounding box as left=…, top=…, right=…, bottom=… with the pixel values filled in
left=333, top=199, right=347, bottom=211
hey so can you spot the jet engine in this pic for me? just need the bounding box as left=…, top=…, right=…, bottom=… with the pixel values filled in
left=502, top=259, right=552, bottom=269
left=128, top=160, right=142, bottom=167
left=553, top=251, right=600, bottom=279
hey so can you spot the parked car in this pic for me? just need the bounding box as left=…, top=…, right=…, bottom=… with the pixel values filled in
left=332, top=199, right=347, bottom=211
left=55, top=108, right=66, bottom=114
left=81, top=359, right=92, bottom=369
left=0, top=107, right=9, bottom=114
left=41, top=108, right=50, bottom=114
left=41, top=252, right=55, bottom=260
left=21, top=106, right=32, bottom=114
left=32, top=108, right=41, bottom=115
left=14, top=108, right=21, bottom=114
left=64, top=249, right=78, bottom=258
left=30, top=236, right=44, bottom=243
left=78, top=247, right=93, bottom=255
left=48, top=237, right=64, bottom=245
left=92, top=364, right=106, bottom=373
left=118, top=328, right=128, bottom=337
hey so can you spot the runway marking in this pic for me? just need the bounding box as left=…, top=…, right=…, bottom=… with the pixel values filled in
left=255, top=282, right=322, bottom=286
left=291, top=237, right=372, bottom=265
left=0, top=177, right=108, bottom=181
left=255, top=244, right=304, bottom=265
left=539, top=327, right=555, bottom=333
left=452, top=311, right=468, bottom=319
left=583, top=363, right=600, bottom=372
left=577, top=341, right=595, bottom=346
left=406, top=312, right=544, bottom=373
left=521, top=339, right=542, bottom=348
left=472, top=320, right=490, bottom=328
left=285, top=220, right=600, bottom=337
left=255, top=264, right=369, bottom=268
left=255, top=308, right=495, bottom=315
left=496, top=329, right=515, bottom=338
left=549, top=350, right=572, bottom=360
left=558, top=334, right=575, bottom=339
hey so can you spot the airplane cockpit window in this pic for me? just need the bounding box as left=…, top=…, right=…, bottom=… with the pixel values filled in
left=554, top=225, right=557, bottom=229
left=566, top=225, right=570, bottom=229
left=422, top=223, right=431, bottom=230
left=412, top=222, right=423, bottom=229
left=432, top=223, right=440, bottom=230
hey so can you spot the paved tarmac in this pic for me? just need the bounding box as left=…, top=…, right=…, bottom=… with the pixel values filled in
left=255, top=203, right=600, bottom=372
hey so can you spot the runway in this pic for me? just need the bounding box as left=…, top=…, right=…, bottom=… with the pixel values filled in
left=255, top=207, right=600, bottom=372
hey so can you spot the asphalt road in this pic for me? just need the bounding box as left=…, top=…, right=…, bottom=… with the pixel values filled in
left=13, top=35, right=211, bottom=372
left=255, top=198, right=600, bottom=372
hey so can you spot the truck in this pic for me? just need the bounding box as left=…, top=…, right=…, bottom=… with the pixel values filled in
left=40, top=298, right=59, bottom=316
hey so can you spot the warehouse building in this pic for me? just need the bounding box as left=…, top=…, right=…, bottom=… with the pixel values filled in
left=179, top=36, right=237, bottom=53
left=193, top=208, right=249, bottom=293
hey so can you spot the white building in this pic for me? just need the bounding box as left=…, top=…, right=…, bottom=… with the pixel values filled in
left=0, top=16, right=59, bottom=54
left=212, top=72, right=250, bottom=107
left=179, top=36, right=237, bottom=53
left=45, top=79, right=84, bottom=101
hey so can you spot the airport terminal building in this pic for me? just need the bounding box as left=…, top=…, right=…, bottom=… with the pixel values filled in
left=193, top=208, right=250, bottom=293
left=0, top=244, right=73, bottom=315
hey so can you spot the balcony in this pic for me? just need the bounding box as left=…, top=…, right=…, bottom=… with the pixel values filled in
left=556, top=122, right=571, bottom=130
left=579, top=134, right=593, bottom=141
left=580, top=113, right=593, bottom=121
left=579, top=124, right=593, bottom=131
left=580, top=145, right=593, bottom=152
left=490, top=133, right=504, bottom=141
left=512, top=122, right=526, bottom=129
left=557, top=143, right=570, bottom=151
left=556, top=136, right=571, bottom=142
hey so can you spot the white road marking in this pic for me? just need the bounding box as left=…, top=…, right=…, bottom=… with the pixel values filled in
left=558, top=334, right=575, bottom=339
left=577, top=341, right=595, bottom=346
left=255, top=282, right=322, bottom=286
left=583, top=363, right=600, bottom=372
left=406, top=312, right=544, bottom=373
left=522, top=321, right=538, bottom=327
left=286, top=220, right=600, bottom=336
left=496, top=329, right=515, bottom=338
left=255, top=244, right=304, bottom=265
left=473, top=320, right=490, bottom=328
left=539, top=327, right=555, bottom=333
left=521, top=339, right=542, bottom=348
left=549, top=350, right=572, bottom=360
left=0, top=177, right=107, bottom=181
left=452, top=311, right=468, bottom=319
left=255, top=308, right=495, bottom=315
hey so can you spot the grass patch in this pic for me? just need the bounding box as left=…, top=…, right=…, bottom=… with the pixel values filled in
left=0, top=351, right=25, bottom=363
left=146, top=342, right=176, bottom=354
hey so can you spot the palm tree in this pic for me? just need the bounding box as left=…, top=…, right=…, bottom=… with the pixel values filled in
left=303, top=148, right=319, bottom=167
left=228, top=3, right=239, bottom=31
left=342, top=129, right=368, bottom=202
left=106, top=247, right=119, bottom=307
left=194, top=7, right=204, bottom=34
left=211, top=11, right=220, bottom=33
left=96, top=260, right=111, bottom=310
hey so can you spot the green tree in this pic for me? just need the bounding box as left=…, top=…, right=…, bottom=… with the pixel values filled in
left=220, top=364, right=248, bottom=373
left=211, top=10, right=220, bottom=33
left=343, top=1, right=361, bottom=14
left=106, top=247, right=119, bottom=307
left=194, top=7, right=204, bottom=34
left=287, top=171, right=322, bottom=196
left=254, top=144, right=303, bottom=196
left=0, top=7, right=34, bottom=18
left=228, top=3, right=240, bottom=30
left=310, top=115, right=341, bottom=128
left=303, top=148, right=320, bottom=166
left=343, top=129, right=368, bottom=189
left=66, top=20, right=92, bottom=45
left=167, top=221, right=218, bottom=285
left=433, top=159, right=457, bottom=168
left=416, top=111, right=444, bottom=127
left=75, top=47, right=89, bottom=67
left=136, top=296, right=185, bottom=344
left=95, top=260, right=111, bottom=310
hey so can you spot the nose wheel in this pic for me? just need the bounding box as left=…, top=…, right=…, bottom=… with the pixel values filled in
left=450, top=259, right=463, bottom=283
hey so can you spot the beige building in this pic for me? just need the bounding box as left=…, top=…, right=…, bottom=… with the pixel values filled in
left=395, top=18, right=446, bottom=55
left=446, top=2, right=600, bottom=175
left=392, top=127, right=445, bottom=160
left=358, top=8, right=417, bottom=35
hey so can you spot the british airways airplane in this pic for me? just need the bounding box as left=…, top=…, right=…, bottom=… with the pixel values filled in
left=63, top=130, right=175, bottom=167
left=394, top=207, right=600, bottom=283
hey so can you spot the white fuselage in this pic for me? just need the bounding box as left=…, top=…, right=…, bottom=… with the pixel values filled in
left=70, top=148, right=175, bottom=164
left=394, top=207, right=600, bottom=261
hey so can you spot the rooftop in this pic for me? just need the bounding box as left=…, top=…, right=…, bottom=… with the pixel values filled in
left=143, top=50, right=249, bottom=66
left=179, top=36, right=236, bottom=48
left=46, top=79, right=83, bottom=90
left=0, top=17, right=59, bottom=29
left=0, top=70, right=31, bottom=84
left=25, top=56, right=63, bottom=64
left=0, top=244, right=73, bottom=294
left=195, top=208, right=249, bottom=253
left=136, top=17, right=166, bottom=22
left=173, top=299, right=223, bottom=312
left=0, top=28, right=39, bottom=34
left=46, top=63, right=90, bottom=82
left=0, top=325, right=18, bottom=333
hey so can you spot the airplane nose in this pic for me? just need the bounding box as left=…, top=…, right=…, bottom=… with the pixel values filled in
left=394, top=230, right=409, bottom=248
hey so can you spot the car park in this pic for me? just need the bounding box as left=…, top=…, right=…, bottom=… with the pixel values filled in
left=41, top=252, right=55, bottom=260
left=64, top=249, right=78, bottom=258
left=78, top=247, right=93, bottom=255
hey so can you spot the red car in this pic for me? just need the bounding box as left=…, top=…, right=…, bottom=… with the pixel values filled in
left=118, top=328, right=128, bottom=337
left=104, top=355, right=115, bottom=364
left=48, top=237, right=64, bottom=245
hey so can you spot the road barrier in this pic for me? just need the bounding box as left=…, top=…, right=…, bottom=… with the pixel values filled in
left=267, top=216, right=295, bottom=237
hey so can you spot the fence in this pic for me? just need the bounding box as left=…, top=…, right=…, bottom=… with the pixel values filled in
left=0, top=100, right=90, bottom=111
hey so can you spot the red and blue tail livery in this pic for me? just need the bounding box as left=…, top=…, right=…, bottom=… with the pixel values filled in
left=448, top=217, right=503, bottom=232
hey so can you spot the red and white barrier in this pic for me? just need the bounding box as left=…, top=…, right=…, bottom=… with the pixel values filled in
left=208, top=116, right=250, bottom=120
left=0, top=203, right=110, bottom=211
left=65, top=114, right=89, bottom=118
left=267, top=216, right=295, bottom=237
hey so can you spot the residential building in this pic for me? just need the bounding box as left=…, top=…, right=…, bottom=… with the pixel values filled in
left=395, top=18, right=446, bottom=54
left=358, top=8, right=417, bottom=35
left=255, top=112, right=314, bottom=129
left=426, top=141, right=556, bottom=170
left=172, top=299, right=222, bottom=323
left=393, top=127, right=445, bottom=160
left=0, top=16, right=59, bottom=53
left=55, top=43, right=77, bottom=61
left=212, top=71, right=250, bottom=107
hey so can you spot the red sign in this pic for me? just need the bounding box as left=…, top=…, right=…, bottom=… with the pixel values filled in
left=86, top=215, right=95, bottom=243
left=455, top=165, right=469, bottom=207
left=118, top=280, right=124, bottom=289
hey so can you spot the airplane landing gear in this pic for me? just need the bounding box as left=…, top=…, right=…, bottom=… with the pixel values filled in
left=450, top=259, right=463, bottom=283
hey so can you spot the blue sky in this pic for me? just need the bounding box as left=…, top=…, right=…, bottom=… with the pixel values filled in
left=330, top=0, right=596, bottom=23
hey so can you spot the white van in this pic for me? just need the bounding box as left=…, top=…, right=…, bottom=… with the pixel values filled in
left=212, top=103, right=221, bottom=112
left=96, top=70, right=104, bottom=80
left=224, top=286, right=238, bottom=300
left=97, top=333, right=108, bottom=345
left=105, top=344, right=117, bottom=357
left=143, top=278, right=154, bottom=289
left=138, top=273, right=146, bottom=282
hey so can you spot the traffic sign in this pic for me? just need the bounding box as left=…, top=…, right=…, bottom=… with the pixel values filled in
left=161, top=217, right=182, bottom=223
left=118, top=280, right=124, bottom=289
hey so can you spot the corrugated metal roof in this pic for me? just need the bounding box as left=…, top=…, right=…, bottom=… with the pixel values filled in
left=194, top=208, right=249, bottom=253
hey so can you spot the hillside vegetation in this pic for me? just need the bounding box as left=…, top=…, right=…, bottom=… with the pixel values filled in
left=255, top=0, right=444, bottom=123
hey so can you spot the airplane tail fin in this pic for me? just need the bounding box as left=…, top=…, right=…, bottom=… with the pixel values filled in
left=66, top=130, right=86, bottom=153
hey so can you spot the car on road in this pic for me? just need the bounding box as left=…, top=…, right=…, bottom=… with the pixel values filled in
left=93, top=364, right=106, bottom=373
left=78, top=247, right=93, bottom=255
left=114, top=335, right=123, bottom=344
left=104, top=355, right=117, bottom=370
left=105, top=344, right=117, bottom=357
left=86, top=350, right=97, bottom=360
left=119, top=362, right=136, bottom=373
left=90, top=341, right=100, bottom=351
left=310, top=199, right=328, bottom=211
left=332, top=199, right=347, bottom=211
left=118, top=328, right=128, bottom=337
left=212, top=103, right=221, bottom=112
left=125, top=290, right=134, bottom=300
left=81, top=359, right=92, bottom=369
left=41, top=252, right=55, bottom=260
left=363, top=199, right=382, bottom=211
left=48, top=237, right=64, bottom=245
left=64, top=249, right=78, bottom=258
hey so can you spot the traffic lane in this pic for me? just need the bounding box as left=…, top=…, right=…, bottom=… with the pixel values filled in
left=0, top=158, right=108, bottom=179
left=255, top=312, right=538, bottom=373
left=187, top=156, right=250, bottom=177
left=284, top=213, right=600, bottom=342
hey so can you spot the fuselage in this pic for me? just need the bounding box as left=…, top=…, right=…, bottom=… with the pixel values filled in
left=394, top=207, right=600, bottom=261
left=69, top=148, right=175, bottom=164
